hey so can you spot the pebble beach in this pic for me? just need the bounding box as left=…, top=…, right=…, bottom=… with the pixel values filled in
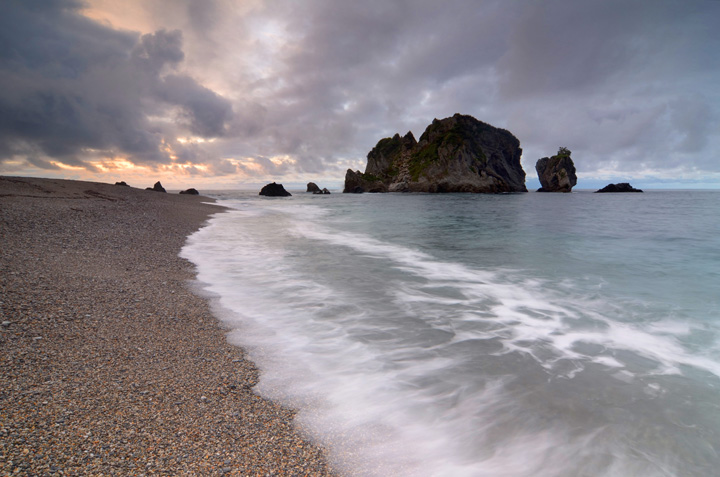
left=0, top=177, right=333, bottom=476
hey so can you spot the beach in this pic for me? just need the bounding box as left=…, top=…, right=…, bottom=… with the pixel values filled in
left=0, top=177, right=333, bottom=476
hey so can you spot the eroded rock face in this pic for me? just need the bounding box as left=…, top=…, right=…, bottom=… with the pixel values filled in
left=343, top=114, right=527, bottom=193
left=536, top=153, right=577, bottom=192
left=596, top=183, right=643, bottom=193
left=259, top=182, right=292, bottom=197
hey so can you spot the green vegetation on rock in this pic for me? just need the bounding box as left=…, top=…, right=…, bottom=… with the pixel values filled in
left=375, top=136, right=402, bottom=159
left=557, top=146, right=571, bottom=157
left=409, top=143, right=438, bottom=181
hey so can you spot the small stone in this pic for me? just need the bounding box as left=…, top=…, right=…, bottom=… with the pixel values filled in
left=1, top=321, right=10, bottom=328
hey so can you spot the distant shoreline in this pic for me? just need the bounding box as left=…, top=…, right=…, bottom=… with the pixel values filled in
left=0, top=176, right=333, bottom=475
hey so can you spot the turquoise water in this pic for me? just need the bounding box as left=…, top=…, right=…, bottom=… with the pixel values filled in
left=182, top=190, right=720, bottom=476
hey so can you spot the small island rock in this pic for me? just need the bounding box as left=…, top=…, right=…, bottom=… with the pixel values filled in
left=259, top=182, right=292, bottom=197
left=313, top=188, right=331, bottom=195
left=146, top=181, right=166, bottom=193
left=115, top=181, right=129, bottom=186
left=596, top=183, right=643, bottom=193
left=179, top=188, right=199, bottom=195
left=536, top=147, right=577, bottom=192
left=306, top=182, right=321, bottom=193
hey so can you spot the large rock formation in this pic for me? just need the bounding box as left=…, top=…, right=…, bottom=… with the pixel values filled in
left=536, top=148, right=577, bottom=192
left=259, top=182, right=292, bottom=197
left=344, top=114, right=527, bottom=193
left=596, top=183, right=643, bottom=193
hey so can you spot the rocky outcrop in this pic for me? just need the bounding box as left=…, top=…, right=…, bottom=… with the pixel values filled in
left=536, top=148, right=577, bottom=192
left=344, top=169, right=388, bottom=193
left=146, top=181, right=166, bottom=193
left=259, top=182, right=292, bottom=197
left=596, top=183, right=643, bottom=193
left=179, top=188, right=199, bottom=195
left=115, top=181, right=129, bottom=186
left=307, top=182, right=331, bottom=194
left=343, top=114, right=527, bottom=193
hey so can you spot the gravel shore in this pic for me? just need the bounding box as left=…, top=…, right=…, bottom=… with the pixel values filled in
left=0, top=177, right=333, bottom=476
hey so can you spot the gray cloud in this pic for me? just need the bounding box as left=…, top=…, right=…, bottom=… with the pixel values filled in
left=157, top=74, right=233, bottom=137
left=2, top=0, right=720, bottom=186
left=213, top=0, right=720, bottom=183
left=0, top=1, right=233, bottom=169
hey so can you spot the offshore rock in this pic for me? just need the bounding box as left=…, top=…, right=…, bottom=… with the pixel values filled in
left=596, top=183, right=643, bottom=193
left=179, top=188, right=199, bottom=195
left=536, top=150, right=577, bottom=192
left=146, top=181, right=166, bottom=193
left=344, top=169, right=388, bottom=193
left=114, top=181, right=129, bottom=186
left=259, top=182, right=292, bottom=197
left=306, top=182, right=321, bottom=193
left=343, top=114, right=527, bottom=193
left=313, top=188, right=331, bottom=195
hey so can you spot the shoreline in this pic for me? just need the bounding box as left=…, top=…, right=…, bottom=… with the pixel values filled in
left=0, top=176, right=333, bottom=475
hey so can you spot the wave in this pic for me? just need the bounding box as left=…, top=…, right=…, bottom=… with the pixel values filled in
left=181, top=197, right=720, bottom=476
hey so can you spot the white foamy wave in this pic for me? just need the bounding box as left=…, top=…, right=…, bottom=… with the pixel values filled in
left=290, top=220, right=720, bottom=382
left=181, top=197, right=720, bottom=476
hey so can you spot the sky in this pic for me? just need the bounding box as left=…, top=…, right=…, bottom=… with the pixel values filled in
left=1, top=0, right=719, bottom=190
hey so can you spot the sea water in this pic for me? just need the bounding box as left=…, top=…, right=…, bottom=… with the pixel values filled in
left=181, top=190, right=720, bottom=476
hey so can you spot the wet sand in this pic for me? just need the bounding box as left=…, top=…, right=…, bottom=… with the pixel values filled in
left=0, top=176, right=333, bottom=476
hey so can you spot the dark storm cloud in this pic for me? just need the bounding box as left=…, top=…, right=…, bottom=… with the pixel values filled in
left=216, top=0, right=719, bottom=182
left=157, top=74, right=233, bottom=137
left=0, top=0, right=232, bottom=169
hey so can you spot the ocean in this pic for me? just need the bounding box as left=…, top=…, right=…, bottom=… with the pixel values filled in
left=181, top=189, right=720, bottom=476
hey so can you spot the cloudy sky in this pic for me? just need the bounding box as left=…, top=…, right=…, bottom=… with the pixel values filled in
left=1, top=0, right=719, bottom=189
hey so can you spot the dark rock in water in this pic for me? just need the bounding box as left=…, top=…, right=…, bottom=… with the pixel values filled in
left=179, top=188, right=199, bottom=195
left=343, top=114, right=527, bottom=193
left=259, top=182, right=292, bottom=197
left=596, top=183, right=643, bottom=193
left=306, top=182, right=321, bottom=193
left=115, top=181, right=129, bottom=186
left=536, top=148, right=577, bottom=192
left=313, top=188, right=331, bottom=195
left=146, top=181, right=166, bottom=193
left=344, top=169, right=387, bottom=193
left=322, top=188, right=331, bottom=194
